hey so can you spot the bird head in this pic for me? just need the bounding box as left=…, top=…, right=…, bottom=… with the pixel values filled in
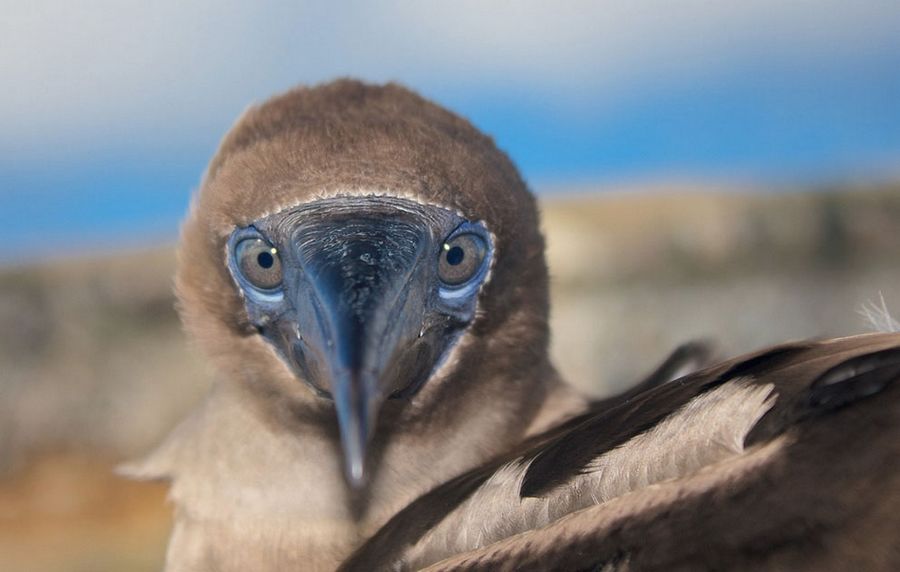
left=176, top=80, right=551, bottom=489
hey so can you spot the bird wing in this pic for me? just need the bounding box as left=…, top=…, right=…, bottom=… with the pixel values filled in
left=341, top=332, right=900, bottom=571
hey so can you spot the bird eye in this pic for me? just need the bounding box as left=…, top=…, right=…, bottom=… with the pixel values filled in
left=438, top=233, right=487, bottom=286
left=235, top=238, right=283, bottom=291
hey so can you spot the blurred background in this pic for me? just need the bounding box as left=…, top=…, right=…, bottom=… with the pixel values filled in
left=2, top=1, right=899, bottom=570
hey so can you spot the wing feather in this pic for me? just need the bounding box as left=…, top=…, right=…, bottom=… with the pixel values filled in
left=341, top=333, right=900, bottom=571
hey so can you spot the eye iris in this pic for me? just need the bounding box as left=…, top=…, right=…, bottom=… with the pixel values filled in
left=257, top=251, right=274, bottom=269
left=446, top=246, right=465, bottom=266
left=438, top=233, right=487, bottom=287
left=236, top=238, right=283, bottom=291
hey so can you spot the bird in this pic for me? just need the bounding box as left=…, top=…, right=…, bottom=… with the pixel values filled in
left=122, top=79, right=591, bottom=571
left=123, top=79, right=900, bottom=571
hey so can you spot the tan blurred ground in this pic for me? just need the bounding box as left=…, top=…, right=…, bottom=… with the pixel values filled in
left=1, top=184, right=899, bottom=570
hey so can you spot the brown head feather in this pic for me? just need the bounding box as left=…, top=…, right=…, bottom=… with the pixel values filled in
left=175, top=78, right=558, bottom=460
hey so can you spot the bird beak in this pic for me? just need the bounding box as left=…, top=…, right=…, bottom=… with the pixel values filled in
left=275, top=215, right=441, bottom=489
left=330, top=353, right=379, bottom=488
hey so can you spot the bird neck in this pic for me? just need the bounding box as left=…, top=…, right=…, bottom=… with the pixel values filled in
left=135, top=361, right=583, bottom=570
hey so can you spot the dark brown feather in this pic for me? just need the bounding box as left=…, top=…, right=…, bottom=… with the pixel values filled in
left=341, top=333, right=900, bottom=571
left=519, top=340, right=813, bottom=498
left=422, top=337, right=900, bottom=571
left=335, top=341, right=718, bottom=571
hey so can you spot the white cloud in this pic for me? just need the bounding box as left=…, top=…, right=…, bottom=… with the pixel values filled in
left=1, top=0, right=898, bottom=157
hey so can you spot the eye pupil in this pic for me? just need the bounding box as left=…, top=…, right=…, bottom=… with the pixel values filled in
left=257, top=251, right=274, bottom=269
left=446, top=246, right=465, bottom=266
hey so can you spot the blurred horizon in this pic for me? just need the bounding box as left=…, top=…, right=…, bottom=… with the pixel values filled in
left=2, top=1, right=900, bottom=264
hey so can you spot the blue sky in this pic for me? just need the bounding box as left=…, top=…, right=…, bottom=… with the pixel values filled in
left=2, top=1, right=900, bottom=263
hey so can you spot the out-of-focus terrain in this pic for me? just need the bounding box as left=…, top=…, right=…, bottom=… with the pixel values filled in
left=1, top=185, right=899, bottom=571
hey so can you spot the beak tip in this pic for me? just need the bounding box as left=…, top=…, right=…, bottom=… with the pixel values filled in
left=335, top=389, right=371, bottom=490
left=340, top=431, right=369, bottom=489
left=346, top=458, right=367, bottom=489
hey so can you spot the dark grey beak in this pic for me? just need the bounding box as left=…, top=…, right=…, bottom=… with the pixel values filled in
left=282, top=215, right=442, bottom=488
